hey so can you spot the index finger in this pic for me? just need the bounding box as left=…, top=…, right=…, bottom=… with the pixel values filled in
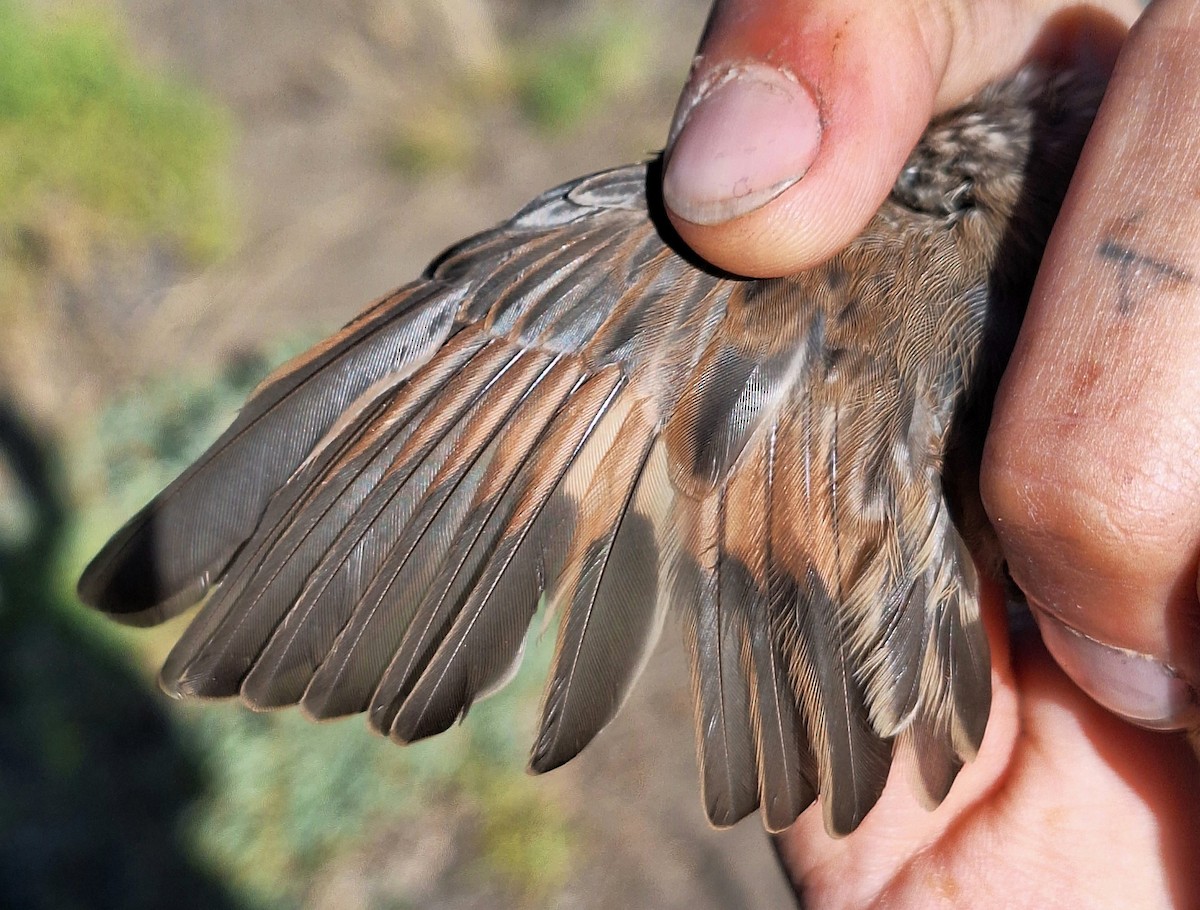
left=982, top=0, right=1200, bottom=731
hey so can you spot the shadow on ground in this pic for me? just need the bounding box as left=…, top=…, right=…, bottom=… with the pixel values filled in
left=0, top=400, right=236, bottom=910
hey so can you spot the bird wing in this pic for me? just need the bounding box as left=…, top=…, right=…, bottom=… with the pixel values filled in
left=78, top=161, right=989, bottom=835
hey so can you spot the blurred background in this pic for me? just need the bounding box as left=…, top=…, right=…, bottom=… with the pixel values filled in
left=0, top=0, right=798, bottom=906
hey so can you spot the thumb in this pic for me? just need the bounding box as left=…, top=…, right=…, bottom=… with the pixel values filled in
left=662, top=0, right=1137, bottom=277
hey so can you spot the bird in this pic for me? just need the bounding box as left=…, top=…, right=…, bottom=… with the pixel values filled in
left=78, top=67, right=1100, bottom=837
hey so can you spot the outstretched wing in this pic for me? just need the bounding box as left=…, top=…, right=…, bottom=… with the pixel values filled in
left=79, top=158, right=992, bottom=836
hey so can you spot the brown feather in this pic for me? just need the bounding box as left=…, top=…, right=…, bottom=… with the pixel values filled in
left=79, top=70, right=1102, bottom=836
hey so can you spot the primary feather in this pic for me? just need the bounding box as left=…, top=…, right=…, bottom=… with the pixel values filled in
left=79, top=69, right=1098, bottom=835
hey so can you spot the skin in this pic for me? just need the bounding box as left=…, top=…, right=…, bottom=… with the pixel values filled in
left=663, top=0, right=1200, bottom=906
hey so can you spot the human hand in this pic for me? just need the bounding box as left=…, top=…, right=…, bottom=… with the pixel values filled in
left=773, top=587, right=1200, bottom=907
left=663, top=0, right=1200, bottom=905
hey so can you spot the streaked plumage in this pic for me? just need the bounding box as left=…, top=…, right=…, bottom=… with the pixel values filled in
left=78, top=70, right=1099, bottom=835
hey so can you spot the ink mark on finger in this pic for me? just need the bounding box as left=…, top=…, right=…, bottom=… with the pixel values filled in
left=1097, top=237, right=1194, bottom=316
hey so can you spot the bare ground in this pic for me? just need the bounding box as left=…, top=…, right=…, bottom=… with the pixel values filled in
left=62, top=0, right=800, bottom=905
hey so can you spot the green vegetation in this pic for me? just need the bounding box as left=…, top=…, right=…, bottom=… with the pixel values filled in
left=511, top=13, right=650, bottom=133
left=175, top=647, right=571, bottom=908
left=0, top=4, right=574, bottom=907
left=0, top=0, right=232, bottom=265
left=64, top=340, right=575, bottom=909
left=383, top=105, right=478, bottom=178
left=384, top=8, right=652, bottom=177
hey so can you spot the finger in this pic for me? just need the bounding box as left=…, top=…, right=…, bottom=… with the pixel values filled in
left=662, top=0, right=1137, bottom=277
left=774, top=591, right=1200, bottom=907
left=982, top=0, right=1200, bottom=731
left=771, top=578, right=1021, bottom=906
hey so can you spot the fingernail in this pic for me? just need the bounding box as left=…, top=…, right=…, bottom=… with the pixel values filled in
left=663, top=64, right=821, bottom=226
left=1036, top=611, right=1200, bottom=730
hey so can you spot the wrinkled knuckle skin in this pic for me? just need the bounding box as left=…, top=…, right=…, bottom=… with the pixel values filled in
left=983, top=434, right=1188, bottom=591
left=981, top=432, right=1097, bottom=569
